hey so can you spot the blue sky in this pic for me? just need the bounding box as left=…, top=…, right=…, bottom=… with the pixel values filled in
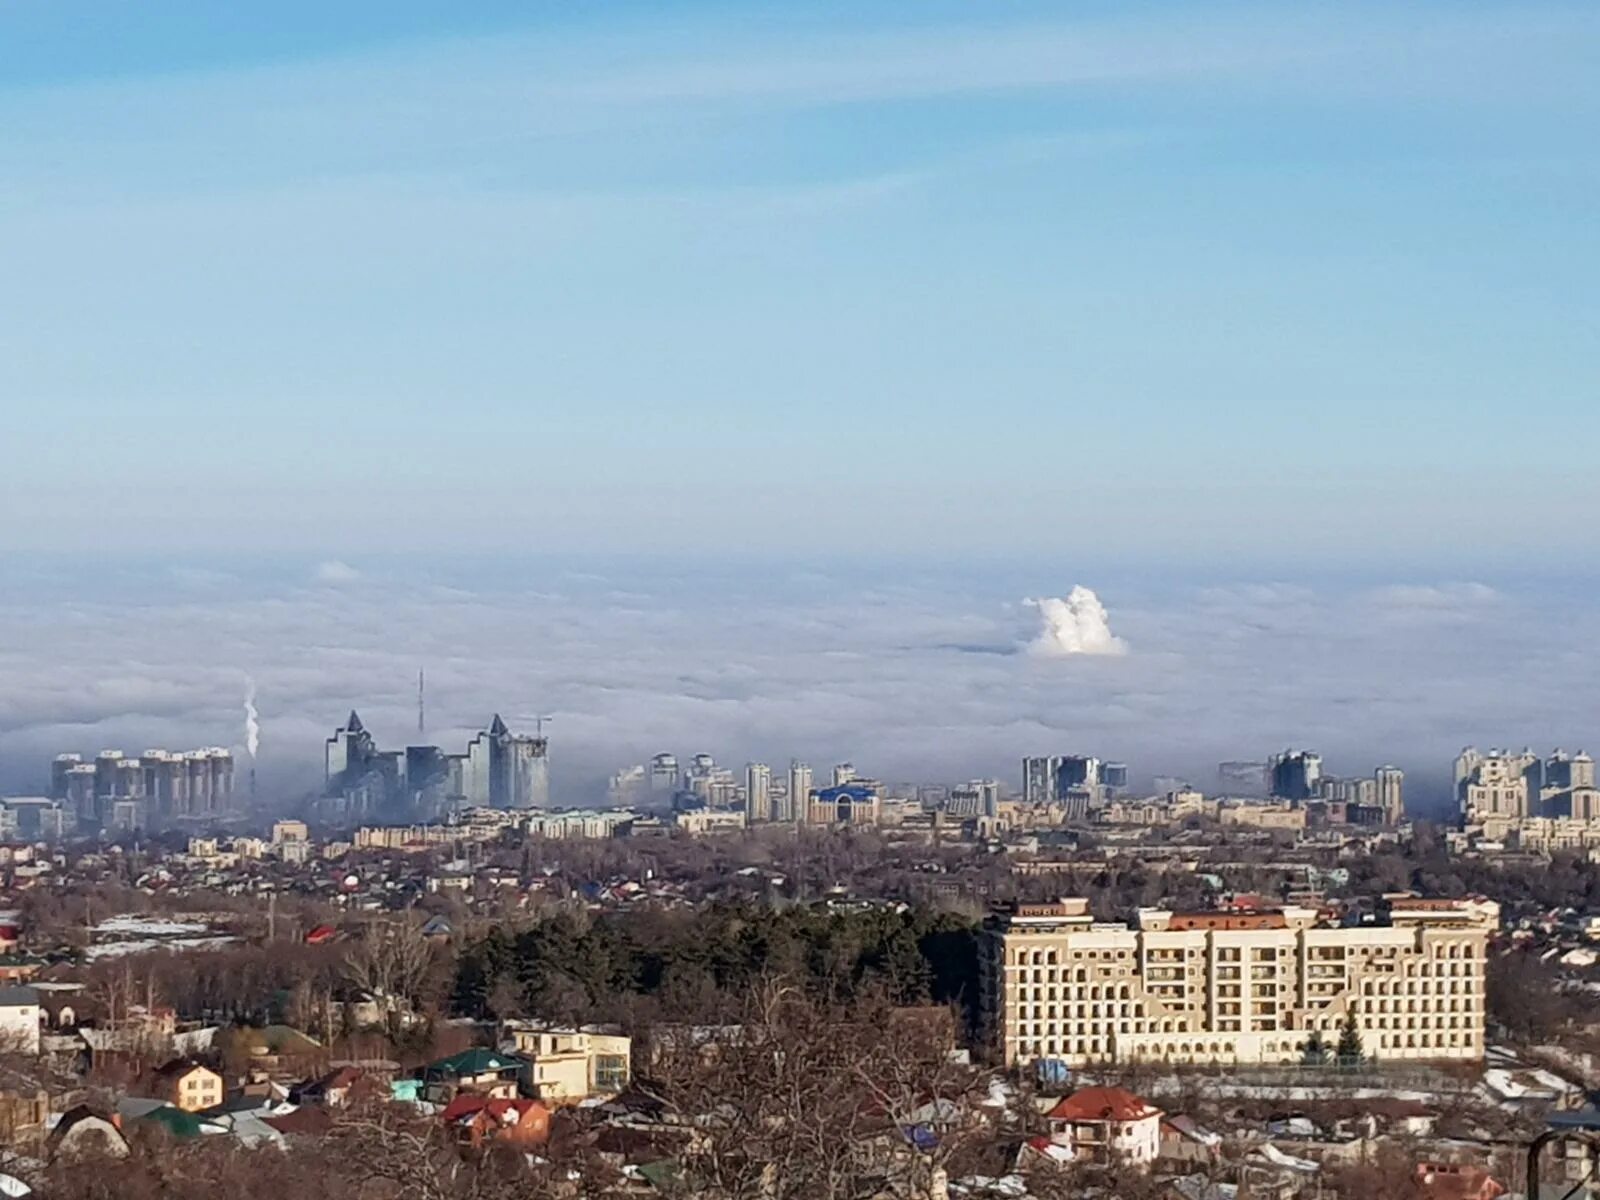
left=3, top=1, right=1597, bottom=565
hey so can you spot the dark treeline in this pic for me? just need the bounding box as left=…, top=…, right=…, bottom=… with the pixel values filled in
left=451, top=903, right=981, bottom=1030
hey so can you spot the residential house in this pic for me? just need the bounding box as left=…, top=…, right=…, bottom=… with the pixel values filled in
left=0, top=957, right=43, bottom=985
left=0, top=1077, right=49, bottom=1141
left=0, top=986, right=41, bottom=1055
left=440, top=1095, right=551, bottom=1148
left=48, top=1106, right=130, bottom=1161
left=150, top=1060, right=225, bottom=1113
left=291, top=1065, right=370, bottom=1108
left=502, top=1023, right=631, bottom=1102
left=417, top=1048, right=526, bottom=1104
left=1412, top=1161, right=1506, bottom=1200
left=1160, top=1114, right=1222, bottom=1165
left=1044, top=1086, right=1163, bottom=1166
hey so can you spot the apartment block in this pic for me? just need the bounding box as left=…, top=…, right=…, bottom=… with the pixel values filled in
left=980, top=896, right=1494, bottom=1069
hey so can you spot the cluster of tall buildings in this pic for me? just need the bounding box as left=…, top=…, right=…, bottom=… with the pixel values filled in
left=1020, top=756, right=1129, bottom=818
left=1266, top=750, right=1404, bottom=824
left=611, top=753, right=891, bottom=827
left=321, top=712, right=549, bottom=823
left=48, top=748, right=235, bottom=830
left=1454, top=746, right=1598, bottom=850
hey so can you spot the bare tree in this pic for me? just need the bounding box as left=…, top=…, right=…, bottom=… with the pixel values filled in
left=344, top=920, right=436, bottom=1037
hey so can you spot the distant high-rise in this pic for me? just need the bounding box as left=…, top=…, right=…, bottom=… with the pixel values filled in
left=1021, top=757, right=1061, bottom=807
left=1548, top=750, right=1597, bottom=792
left=789, top=761, right=813, bottom=825
left=1269, top=750, right=1323, bottom=801
left=321, top=710, right=546, bottom=821
left=948, top=780, right=1001, bottom=820
left=462, top=714, right=549, bottom=810
left=832, top=762, right=856, bottom=787
left=326, top=711, right=375, bottom=789
left=1022, top=755, right=1110, bottom=807
left=1101, top=762, right=1130, bottom=795
left=1375, top=766, right=1405, bottom=823
left=745, top=763, right=772, bottom=824
left=48, top=745, right=232, bottom=826
left=649, top=753, right=681, bottom=796
left=1457, top=748, right=1539, bottom=824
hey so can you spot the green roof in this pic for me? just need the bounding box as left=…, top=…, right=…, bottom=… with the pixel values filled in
left=636, top=1161, right=683, bottom=1191
left=420, top=1047, right=525, bottom=1079
left=137, top=1105, right=206, bottom=1138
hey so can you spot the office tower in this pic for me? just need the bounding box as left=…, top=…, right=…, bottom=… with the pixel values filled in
left=1022, top=757, right=1062, bottom=807
left=1268, top=750, right=1322, bottom=801
left=832, top=763, right=856, bottom=787
left=63, top=763, right=97, bottom=821
left=50, top=754, right=81, bottom=801
left=94, top=750, right=124, bottom=802
left=326, top=711, right=376, bottom=791
left=463, top=714, right=549, bottom=810
left=1547, top=750, right=1597, bottom=792
left=1101, top=762, right=1129, bottom=795
left=1059, top=756, right=1101, bottom=791
left=649, top=754, right=681, bottom=796
left=981, top=896, right=1494, bottom=1070
left=745, top=763, right=772, bottom=823
left=948, top=780, right=1001, bottom=820
left=789, top=761, right=813, bottom=825
left=1457, top=749, right=1537, bottom=824
left=1375, top=766, right=1405, bottom=823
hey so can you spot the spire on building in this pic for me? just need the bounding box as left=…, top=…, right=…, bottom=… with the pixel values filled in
left=345, top=710, right=364, bottom=734
left=488, top=713, right=509, bottom=737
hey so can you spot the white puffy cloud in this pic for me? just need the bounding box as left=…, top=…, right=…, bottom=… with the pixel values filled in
left=1023, top=587, right=1128, bottom=657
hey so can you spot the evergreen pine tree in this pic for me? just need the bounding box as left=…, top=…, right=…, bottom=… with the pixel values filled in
left=1301, top=1029, right=1328, bottom=1066
left=1336, top=1011, right=1364, bottom=1066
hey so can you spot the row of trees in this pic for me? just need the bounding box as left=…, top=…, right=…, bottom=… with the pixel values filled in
left=450, top=902, right=981, bottom=1029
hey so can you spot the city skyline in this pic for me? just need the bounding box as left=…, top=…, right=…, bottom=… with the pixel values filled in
left=4, top=557, right=1597, bottom=810
left=4, top=554, right=1595, bottom=817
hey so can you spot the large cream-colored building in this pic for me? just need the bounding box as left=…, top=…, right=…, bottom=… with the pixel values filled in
left=981, top=896, right=1495, bottom=1069
left=502, top=1023, right=632, bottom=1102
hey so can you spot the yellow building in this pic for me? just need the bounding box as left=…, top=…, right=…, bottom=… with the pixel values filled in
left=981, top=896, right=1494, bottom=1069
left=502, top=1024, right=631, bottom=1102
left=154, top=1061, right=224, bottom=1113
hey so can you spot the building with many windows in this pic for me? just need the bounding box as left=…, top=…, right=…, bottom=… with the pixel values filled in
left=322, top=712, right=547, bottom=821
left=49, top=747, right=233, bottom=828
left=981, top=895, right=1494, bottom=1069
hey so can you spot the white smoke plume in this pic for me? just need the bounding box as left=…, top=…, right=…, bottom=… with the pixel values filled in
left=244, top=678, right=261, bottom=759
left=1024, top=586, right=1129, bottom=657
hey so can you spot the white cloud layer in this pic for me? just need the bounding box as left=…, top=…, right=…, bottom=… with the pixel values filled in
left=0, top=561, right=1593, bottom=814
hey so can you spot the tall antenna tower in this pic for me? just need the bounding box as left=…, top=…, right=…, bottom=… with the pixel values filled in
left=418, top=668, right=426, bottom=738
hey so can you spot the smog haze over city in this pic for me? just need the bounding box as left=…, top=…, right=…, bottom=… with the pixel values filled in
left=4, top=1, right=1598, bottom=811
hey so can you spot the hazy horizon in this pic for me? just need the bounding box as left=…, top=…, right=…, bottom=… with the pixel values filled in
left=3, top=552, right=1594, bottom=817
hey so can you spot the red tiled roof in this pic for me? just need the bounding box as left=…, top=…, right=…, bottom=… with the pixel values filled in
left=440, top=1095, right=547, bottom=1125
left=1047, top=1087, right=1160, bottom=1123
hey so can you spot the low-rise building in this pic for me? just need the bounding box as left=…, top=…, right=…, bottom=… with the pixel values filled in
left=1044, top=1086, right=1162, bottom=1165
left=152, top=1060, right=225, bottom=1113
left=502, top=1023, right=631, bottom=1102
left=0, top=986, right=41, bottom=1055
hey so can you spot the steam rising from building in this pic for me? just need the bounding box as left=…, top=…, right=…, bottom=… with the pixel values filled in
left=1024, top=586, right=1128, bottom=657
left=244, top=679, right=261, bottom=760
